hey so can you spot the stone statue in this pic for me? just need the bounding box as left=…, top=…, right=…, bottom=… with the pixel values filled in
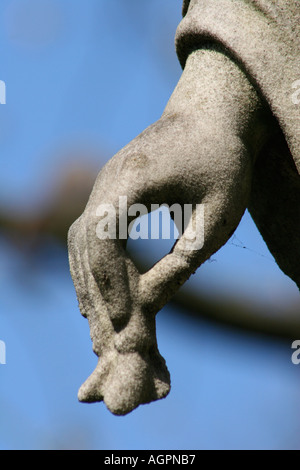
left=68, top=0, right=300, bottom=415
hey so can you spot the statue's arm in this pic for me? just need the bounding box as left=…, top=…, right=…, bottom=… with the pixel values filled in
left=68, top=45, right=275, bottom=415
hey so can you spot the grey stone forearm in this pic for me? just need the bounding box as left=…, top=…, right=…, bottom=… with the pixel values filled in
left=68, top=47, right=276, bottom=415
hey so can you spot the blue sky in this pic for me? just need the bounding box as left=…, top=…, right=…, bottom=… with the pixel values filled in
left=0, top=0, right=299, bottom=450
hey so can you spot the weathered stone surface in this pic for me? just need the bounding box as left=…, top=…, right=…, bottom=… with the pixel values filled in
left=68, top=1, right=300, bottom=415
left=177, top=0, right=300, bottom=291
